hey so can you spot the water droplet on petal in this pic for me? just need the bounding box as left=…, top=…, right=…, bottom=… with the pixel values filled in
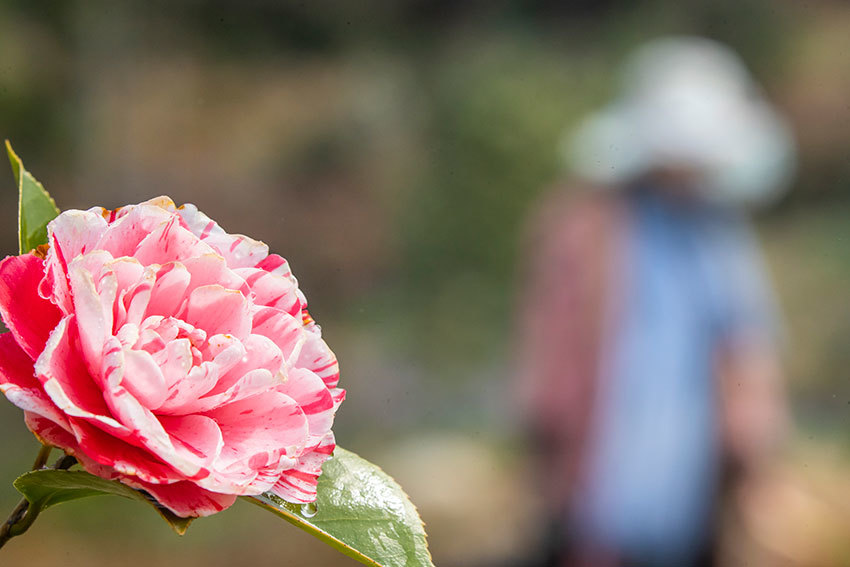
left=300, top=502, right=318, bottom=518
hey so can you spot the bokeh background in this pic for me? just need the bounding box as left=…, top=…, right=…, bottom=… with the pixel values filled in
left=1, top=1, right=850, bottom=565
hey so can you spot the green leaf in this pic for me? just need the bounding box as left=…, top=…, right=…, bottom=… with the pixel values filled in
left=246, top=448, right=434, bottom=567
left=13, top=469, right=192, bottom=535
left=6, top=140, right=60, bottom=254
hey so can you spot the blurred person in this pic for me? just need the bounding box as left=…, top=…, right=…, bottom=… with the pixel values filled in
left=516, top=37, right=793, bottom=567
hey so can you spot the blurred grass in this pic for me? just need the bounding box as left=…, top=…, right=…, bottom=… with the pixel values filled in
left=761, top=203, right=850, bottom=449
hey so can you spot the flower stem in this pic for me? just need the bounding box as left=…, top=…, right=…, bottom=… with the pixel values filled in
left=30, top=445, right=52, bottom=471
left=0, top=444, right=56, bottom=550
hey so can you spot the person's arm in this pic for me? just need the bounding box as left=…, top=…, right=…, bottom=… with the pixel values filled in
left=515, top=190, right=620, bottom=503
left=714, top=220, right=789, bottom=477
left=717, top=336, right=789, bottom=477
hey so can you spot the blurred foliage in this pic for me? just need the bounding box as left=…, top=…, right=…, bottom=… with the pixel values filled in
left=0, top=0, right=847, bottom=442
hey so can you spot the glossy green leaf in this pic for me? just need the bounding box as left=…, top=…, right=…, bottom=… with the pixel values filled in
left=6, top=140, right=60, bottom=254
left=247, top=448, right=434, bottom=567
left=14, top=469, right=192, bottom=535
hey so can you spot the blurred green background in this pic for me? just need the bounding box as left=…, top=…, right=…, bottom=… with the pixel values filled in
left=1, top=1, right=850, bottom=565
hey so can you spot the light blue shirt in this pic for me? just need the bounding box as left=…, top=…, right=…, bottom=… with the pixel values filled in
left=578, top=188, right=777, bottom=563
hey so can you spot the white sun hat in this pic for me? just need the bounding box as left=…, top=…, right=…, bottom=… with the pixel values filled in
left=566, top=36, right=795, bottom=206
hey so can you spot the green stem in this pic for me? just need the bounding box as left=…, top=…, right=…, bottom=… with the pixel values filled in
left=30, top=445, right=52, bottom=471
left=0, top=445, right=67, bottom=550
left=0, top=499, right=31, bottom=549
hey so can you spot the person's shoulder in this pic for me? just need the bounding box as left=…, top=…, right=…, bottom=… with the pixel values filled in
left=526, top=182, right=624, bottom=238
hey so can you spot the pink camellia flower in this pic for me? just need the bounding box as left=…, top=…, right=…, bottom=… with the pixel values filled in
left=0, top=197, right=343, bottom=517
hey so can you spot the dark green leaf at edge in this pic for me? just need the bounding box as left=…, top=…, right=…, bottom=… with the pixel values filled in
left=246, top=448, right=434, bottom=567
left=6, top=140, right=60, bottom=254
left=13, top=469, right=192, bottom=535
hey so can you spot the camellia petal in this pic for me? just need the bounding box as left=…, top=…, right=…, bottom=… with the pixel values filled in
left=146, top=262, right=192, bottom=317
left=0, top=196, right=343, bottom=518
left=279, top=368, right=335, bottom=449
left=177, top=203, right=269, bottom=269
left=93, top=204, right=172, bottom=258
left=126, top=478, right=238, bottom=518
left=271, top=433, right=336, bottom=503
left=0, top=333, right=70, bottom=431
left=184, top=285, right=252, bottom=340
left=35, top=317, right=124, bottom=433
left=0, top=254, right=62, bottom=358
